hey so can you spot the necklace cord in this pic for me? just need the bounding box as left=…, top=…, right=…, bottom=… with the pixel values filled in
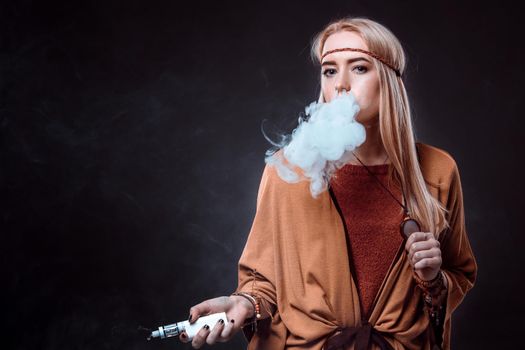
left=351, top=151, right=409, bottom=216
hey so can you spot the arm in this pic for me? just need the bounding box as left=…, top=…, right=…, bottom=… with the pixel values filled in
left=180, top=165, right=280, bottom=349
left=235, top=164, right=279, bottom=338
left=406, top=159, right=477, bottom=347
left=437, top=160, right=478, bottom=347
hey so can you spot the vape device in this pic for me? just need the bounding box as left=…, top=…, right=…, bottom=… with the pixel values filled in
left=149, top=312, right=228, bottom=341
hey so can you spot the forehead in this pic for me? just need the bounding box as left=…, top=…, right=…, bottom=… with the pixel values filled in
left=321, top=31, right=369, bottom=62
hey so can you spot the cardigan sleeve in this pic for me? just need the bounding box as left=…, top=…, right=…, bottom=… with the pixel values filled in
left=236, top=164, right=279, bottom=320
left=438, top=160, right=478, bottom=349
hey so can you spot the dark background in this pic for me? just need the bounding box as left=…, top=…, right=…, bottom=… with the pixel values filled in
left=1, top=0, right=523, bottom=349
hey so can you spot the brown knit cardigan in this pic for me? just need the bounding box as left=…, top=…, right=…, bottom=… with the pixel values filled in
left=236, top=142, right=478, bottom=349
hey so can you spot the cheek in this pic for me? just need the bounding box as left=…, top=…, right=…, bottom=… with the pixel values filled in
left=321, top=80, right=335, bottom=101
left=353, top=82, right=379, bottom=111
left=352, top=90, right=371, bottom=111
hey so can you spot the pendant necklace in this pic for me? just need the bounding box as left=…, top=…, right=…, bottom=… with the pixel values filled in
left=350, top=151, right=422, bottom=239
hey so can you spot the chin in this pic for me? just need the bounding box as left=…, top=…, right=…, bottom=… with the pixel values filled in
left=356, top=115, right=379, bottom=127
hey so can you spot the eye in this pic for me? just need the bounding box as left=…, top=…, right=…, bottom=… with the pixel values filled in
left=322, top=68, right=337, bottom=77
left=353, top=65, right=368, bottom=74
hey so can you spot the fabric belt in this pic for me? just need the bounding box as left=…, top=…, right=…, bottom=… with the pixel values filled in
left=322, top=322, right=395, bottom=350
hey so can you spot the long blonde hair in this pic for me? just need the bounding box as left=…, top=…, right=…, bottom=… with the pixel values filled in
left=310, top=16, right=449, bottom=237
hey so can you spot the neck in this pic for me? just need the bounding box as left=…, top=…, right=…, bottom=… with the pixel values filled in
left=351, top=120, right=388, bottom=165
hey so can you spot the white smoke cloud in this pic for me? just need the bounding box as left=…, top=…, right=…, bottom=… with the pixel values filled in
left=264, top=90, right=366, bottom=198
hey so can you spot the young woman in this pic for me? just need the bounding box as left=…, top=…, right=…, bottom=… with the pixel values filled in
left=180, top=16, right=477, bottom=350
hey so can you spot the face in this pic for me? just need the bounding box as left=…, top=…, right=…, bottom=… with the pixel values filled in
left=320, top=31, right=380, bottom=126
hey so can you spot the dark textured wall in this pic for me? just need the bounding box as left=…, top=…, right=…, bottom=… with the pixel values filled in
left=1, top=0, right=523, bottom=349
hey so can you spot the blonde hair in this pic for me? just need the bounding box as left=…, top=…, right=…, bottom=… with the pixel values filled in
left=310, top=16, right=449, bottom=237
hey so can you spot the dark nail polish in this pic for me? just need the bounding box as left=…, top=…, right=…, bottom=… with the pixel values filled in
left=188, top=314, right=192, bottom=322
left=203, top=324, right=209, bottom=330
left=218, top=319, right=224, bottom=324
left=230, top=319, right=235, bottom=323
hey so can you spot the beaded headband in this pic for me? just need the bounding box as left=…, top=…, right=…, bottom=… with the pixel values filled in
left=321, top=47, right=401, bottom=77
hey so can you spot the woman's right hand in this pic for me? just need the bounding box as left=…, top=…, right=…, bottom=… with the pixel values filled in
left=179, top=295, right=255, bottom=349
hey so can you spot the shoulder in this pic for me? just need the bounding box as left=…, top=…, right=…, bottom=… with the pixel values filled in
left=415, top=142, right=460, bottom=190
left=257, top=149, right=311, bottom=202
left=258, top=149, right=334, bottom=207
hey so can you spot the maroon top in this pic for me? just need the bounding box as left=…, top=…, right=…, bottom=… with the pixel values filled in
left=330, top=163, right=405, bottom=318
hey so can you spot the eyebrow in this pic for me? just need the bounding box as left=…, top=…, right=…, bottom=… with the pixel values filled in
left=321, top=56, right=371, bottom=66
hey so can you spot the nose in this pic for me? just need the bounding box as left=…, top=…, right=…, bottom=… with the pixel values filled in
left=335, top=74, right=351, bottom=95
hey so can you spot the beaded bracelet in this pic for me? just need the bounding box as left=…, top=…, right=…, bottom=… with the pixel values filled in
left=231, top=292, right=261, bottom=331
left=414, top=270, right=449, bottom=300
left=414, top=271, right=448, bottom=327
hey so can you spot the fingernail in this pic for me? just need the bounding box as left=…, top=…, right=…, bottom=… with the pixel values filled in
left=188, top=314, right=192, bottom=322
left=218, top=319, right=224, bottom=324
left=230, top=319, right=235, bottom=323
left=203, top=324, right=209, bottom=330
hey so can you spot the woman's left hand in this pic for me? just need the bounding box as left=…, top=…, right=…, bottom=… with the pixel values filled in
left=405, top=231, right=442, bottom=281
